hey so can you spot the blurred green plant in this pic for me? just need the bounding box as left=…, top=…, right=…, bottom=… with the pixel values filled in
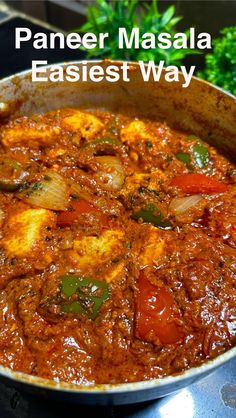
left=198, top=27, right=236, bottom=96
left=76, top=0, right=196, bottom=65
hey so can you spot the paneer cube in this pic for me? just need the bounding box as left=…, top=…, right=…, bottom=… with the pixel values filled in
left=120, top=170, right=166, bottom=200
left=139, top=226, right=165, bottom=268
left=1, top=118, right=60, bottom=148
left=121, top=120, right=154, bottom=144
left=71, top=230, right=125, bottom=268
left=104, top=261, right=126, bottom=283
left=61, top=110, right=104, bottom=142
left=2, top=208, right=55, bottom=257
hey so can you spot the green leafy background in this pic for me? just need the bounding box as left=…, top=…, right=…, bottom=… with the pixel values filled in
left=77, top=0, right=236, bottom=96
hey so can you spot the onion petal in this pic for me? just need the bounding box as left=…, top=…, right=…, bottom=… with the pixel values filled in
left=17, top=171, right=69, bottom=210
left=169, top=195, right=202, bottom=215
left=68, top=178, right=93, bottom=201
left=94, top=156, right=125, bottom=191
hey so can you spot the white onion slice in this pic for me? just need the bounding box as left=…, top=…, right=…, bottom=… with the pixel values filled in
left=17, top=171, right=69, bottom=210
left=94, top=156, right=125, bottom=191
left=68, top=178, right=93, bottom=201
left=169, top=195, right=202, bottom=215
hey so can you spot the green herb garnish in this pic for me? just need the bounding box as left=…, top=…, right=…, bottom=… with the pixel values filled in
left=146, top=140, right=153, bottom=149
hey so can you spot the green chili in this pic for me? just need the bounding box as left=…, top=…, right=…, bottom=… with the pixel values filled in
left=132, top=203, right=172, bottom=230
left=61, top=275, right=110, bottom=320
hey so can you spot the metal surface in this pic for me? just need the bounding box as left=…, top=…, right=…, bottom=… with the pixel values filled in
left=0, top=359, right=236, bottom=417
left=2, top=60, right=236, bottom=159
left=0, top=61, right=235, bottom=404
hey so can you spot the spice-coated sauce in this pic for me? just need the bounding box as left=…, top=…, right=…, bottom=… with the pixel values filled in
left=0, top=108, right=235, bottom=385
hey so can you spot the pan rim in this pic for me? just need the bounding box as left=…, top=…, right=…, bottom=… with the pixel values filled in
left=0, top=59, right=235, bottom=102
left=0, top=344, right=235, bottom=393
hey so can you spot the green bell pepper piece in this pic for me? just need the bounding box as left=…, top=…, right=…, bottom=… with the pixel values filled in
left=193, top=143, right=209, bottom=168
left=62, top=301, right=85, bottom=315
left=132, top=203, right=172, bottom=230
left=176, top=152, right=191, bottom=165
left=61, top=275, right=110, bottom=320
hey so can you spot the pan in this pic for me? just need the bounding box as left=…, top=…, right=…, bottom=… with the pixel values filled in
left=0, top=60, right=235, bottom=405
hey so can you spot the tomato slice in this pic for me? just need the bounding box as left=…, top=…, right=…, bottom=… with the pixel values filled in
left=171, top=173, right=228, bottom=194
left=135, top=271, right=184, bottom=345
left=57, top=199, right=109, bottom=228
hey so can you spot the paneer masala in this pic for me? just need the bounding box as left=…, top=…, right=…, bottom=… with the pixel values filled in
left=0, top=108, right=235, bottom=385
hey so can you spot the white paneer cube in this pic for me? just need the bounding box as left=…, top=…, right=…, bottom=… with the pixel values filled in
left=1, top=118, right=60, bottom=148
left=121, top=120, right=154, bottom=144
left=2, top=208, right=55, bottom=258
left=71, top=230, right=125, bottom=268
left=62, top=110, right=104, bottom=142
left=138, top=226, right=165, bottom=268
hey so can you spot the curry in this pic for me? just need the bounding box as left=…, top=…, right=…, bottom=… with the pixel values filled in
left=0, top=108, right=235, bottom=385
